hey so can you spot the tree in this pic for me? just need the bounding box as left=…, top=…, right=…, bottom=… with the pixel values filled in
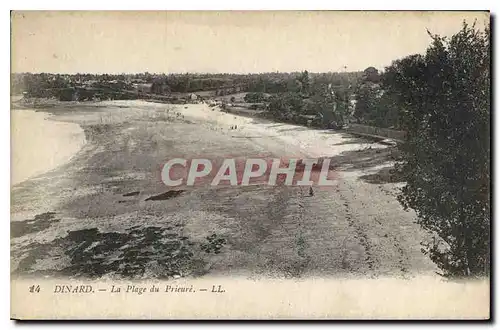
left=244, top=92, right=266, bottom=103
left=353, top=82, right=380, bottom=123
left=387, top=21, right=490, bottom=277
left=286, top=79, right=302, bottom=93
left=297, top=70, right=310, bottom=95
left=363, top=67, right=381, bottom=83
left=266, top=92, right=304, bottom=122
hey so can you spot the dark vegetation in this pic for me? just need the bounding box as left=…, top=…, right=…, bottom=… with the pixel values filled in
left=200, top=234, right=226, bottom=254
left=14, top=225, right=215, bottom=278
left=10, top=67, right=396, bottom=129
left=390, top=22, right=490, bottom=277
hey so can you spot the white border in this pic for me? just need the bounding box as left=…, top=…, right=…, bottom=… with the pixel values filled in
left=4, top=1, right=497, bottom=10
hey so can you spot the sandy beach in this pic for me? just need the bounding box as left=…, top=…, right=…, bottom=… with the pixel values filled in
left=11, top=100, right=436, bottom=279
left=11, top=109, right=86, bottom=186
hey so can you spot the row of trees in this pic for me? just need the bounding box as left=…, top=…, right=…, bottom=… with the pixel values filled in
left=261, top=70, right=354, bottom=128
left=11, top=71, right=363, bottom=97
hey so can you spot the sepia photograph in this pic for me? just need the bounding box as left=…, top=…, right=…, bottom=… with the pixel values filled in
left=10, top=10, right=491, bottom=320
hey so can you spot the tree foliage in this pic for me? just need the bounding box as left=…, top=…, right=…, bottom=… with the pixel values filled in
left=244, top=92, right=267, bottom=103
left=12, top=70, right=362, bottom=102
left=353, top=82, right=380, bottom=124
left=386, top=21, right=490, bottom=277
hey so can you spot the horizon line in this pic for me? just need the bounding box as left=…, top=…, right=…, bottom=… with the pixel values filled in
left=10, top=69, right=378, bottom=75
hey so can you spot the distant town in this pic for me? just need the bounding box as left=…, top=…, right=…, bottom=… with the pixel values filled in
left=11, top=70, right=376, bottom=129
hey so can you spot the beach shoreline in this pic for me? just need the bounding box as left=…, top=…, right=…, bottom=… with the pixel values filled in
left=10, top=108, right=87, bottom=186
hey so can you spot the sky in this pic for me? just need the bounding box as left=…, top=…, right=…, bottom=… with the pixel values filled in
left=11, top=11, right=489, bottom=74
